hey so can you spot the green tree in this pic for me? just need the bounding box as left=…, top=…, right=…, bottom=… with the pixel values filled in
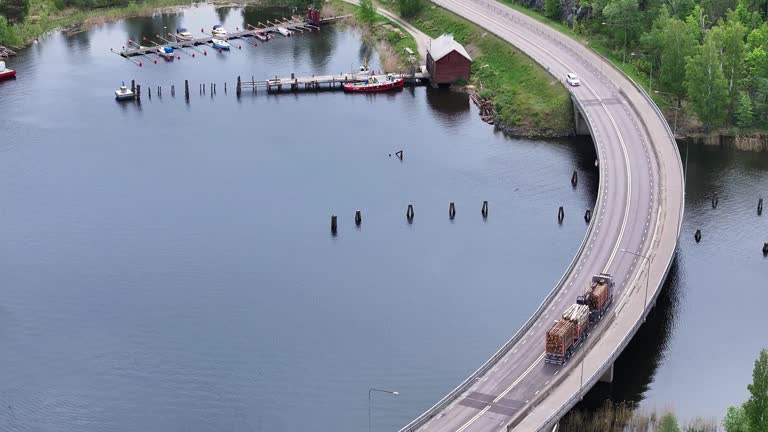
left=712, top=13, right=747, bottom=99
left=686, top=31, right=729, bottom=127
left=544, top=0, right=562, bottom=19
left=658, top=15, right=698, bottom=96
left=723, top=405, right=750, bottom=432
left=603, top=0, right=640, bottom=58
left=398, top=0, right=423, bottom=17
left=735, top=91, right=754, bottom=127
left=686, top=5, right=707, bottom=42
left=357, top=0, right=377, bottom=24
left=659, top=412, right=681, bottom=432
left=744, top=349, right=768, bottom=432
left=752, top=77, right=768, bottom=127
left=702, top=0, right=737, bottom=23
left=0, top=0, right=31, bottom=24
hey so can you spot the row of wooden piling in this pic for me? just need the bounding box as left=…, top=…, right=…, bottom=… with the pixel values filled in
left=330, top=201, right=491, bottom=235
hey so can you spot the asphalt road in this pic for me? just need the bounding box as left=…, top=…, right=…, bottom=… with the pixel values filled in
left=401, top=0, right=684, bottom=430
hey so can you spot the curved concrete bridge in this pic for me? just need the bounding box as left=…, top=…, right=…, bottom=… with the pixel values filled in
left=398, top=0, right=685, bottom=430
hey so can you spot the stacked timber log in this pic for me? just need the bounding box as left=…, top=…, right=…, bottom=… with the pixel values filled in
left=545, top=320, right=575, bottom=355
left=469, top=92, right=496, bottom=125
left=0, top=46, right=17, bottom=58
left=562, top=304, right=590, bottom=338
left=584, top=280, right=609, bottom=311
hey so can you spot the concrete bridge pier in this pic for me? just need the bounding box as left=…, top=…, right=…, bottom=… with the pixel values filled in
left=573, top=99, right=590, bottom=136
left=599, top=363, right=614, bottom=383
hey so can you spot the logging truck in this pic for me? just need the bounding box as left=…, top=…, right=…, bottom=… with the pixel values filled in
left=544, top=273, right=615, bottom=365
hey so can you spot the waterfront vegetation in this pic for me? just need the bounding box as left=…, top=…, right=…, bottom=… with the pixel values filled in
left=561, top=349, right=768, bottom=432
left=491, top=0, right=768, bottom=134
left=0, top=0, right=200, bottom=47
left=324, top=0, right=419, bottom=70
left=378, top=0, right=575, bottom=135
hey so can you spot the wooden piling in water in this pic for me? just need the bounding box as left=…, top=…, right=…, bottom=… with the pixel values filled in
left=171, top=85, right=175, bottom=96
left=482, top=201, right=488, bottom=219
left=331, top=215, right=338, bottom=235
left=237, top=76, right=242, bottom=96
left=131, top=79, right=135, bottom=93
left=758, top=198, right=763, bottom=216
left=185, top=80, right=190, bottom=99
left=449, top=202, right=456, bottom=220
left=763, top=242, right=768, bottom=255
left=558, top=206, right=565, bottom=224
left=406, top=204, right=414, bottom=223
left=136, top=84, right=141, bottom=100
left=355, top=210, right=362, bottom=226
left=571, top=170, right=578, bottom=187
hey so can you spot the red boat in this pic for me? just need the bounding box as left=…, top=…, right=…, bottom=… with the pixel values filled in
left=343, top=74, right=404, bottom=93
left=0, top=61, right=16, bottom=80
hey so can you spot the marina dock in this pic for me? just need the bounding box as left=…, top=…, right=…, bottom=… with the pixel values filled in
left=120, top=15, right=349, bottom=58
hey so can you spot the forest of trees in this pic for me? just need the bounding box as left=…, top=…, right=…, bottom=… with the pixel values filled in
left=535, top=0, right=768, bottom=130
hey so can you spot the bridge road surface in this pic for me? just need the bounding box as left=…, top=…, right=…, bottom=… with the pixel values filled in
left=400, top=0, right=684, bottom=431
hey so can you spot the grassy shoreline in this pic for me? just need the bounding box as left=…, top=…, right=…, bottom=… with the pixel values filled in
left=324, top=0, right=418, bottom=71
left=377, top=0, right=574, bottom=136
left=1, top=0, right=200, bottom=48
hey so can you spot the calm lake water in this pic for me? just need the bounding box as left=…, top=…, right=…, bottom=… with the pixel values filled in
left=0, top=5, right=597, bottom=432
left=578, top=142, right=768, bottom=422
left=0, top=4, right=764, bottom=431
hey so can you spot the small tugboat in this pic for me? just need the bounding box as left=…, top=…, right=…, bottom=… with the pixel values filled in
left=176, top=27, right=193, bottom=41
left=211, top=38, right=231, bottom=50
left=343, top=73, right=404, bottom=93
left=211, top=24, right=228, bottom=37
left=0, top=61, right=16, bottom=80
left=276, top=27, right=292, bottom=37
left=157, top=46, right=175, bottom=60
left=115, top=82, right=135, bottom=100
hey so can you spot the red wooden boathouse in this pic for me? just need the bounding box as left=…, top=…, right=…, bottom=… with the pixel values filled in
left=426, top=34, right=472, bottom=85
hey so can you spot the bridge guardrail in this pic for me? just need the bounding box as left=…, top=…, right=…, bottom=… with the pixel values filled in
left=529, top=51, right=685, bottom=431
left=398, top=82, right=608, bottom=432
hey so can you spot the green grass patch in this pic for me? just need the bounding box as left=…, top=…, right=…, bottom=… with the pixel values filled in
left=378, top=0, right=573, bottom=133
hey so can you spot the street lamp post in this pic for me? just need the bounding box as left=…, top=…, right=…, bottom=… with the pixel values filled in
left=620, top=249, right=651, bottom=309
left=368, top=388, right=399, bottom=432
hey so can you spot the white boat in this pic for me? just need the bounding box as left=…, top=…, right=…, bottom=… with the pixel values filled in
left=211, top=38, right=231, bottom=50
left=115, top=84, right=135, bottom=100
left=176, top=27, right=193, bottom=41
left=157, top=46, right=175, bottom=60
left=212, top=24, right=228, bottom=36
left=277, top=27, right=291, bottom=37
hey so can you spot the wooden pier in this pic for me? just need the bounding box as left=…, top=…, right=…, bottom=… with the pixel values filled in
left=120, top=15, right=349, bottom=58
left=237, top=68, right=430, bottom=93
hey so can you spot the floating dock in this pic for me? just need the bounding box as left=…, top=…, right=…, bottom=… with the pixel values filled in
left=120, top=15, right=349, bottom=58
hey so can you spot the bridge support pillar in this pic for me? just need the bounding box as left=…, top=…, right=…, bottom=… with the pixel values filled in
left=573, top=99, right=591, bottom=136
left=599, top=363, right=614, bottom=383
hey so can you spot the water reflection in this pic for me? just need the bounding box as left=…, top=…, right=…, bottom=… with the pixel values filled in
left=574, top=256, right=681, bottom=411
left=425, top=87, right=470, bottom=117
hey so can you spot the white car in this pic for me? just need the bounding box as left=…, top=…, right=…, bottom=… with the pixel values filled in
left=566, top=73, right=581, bottom=86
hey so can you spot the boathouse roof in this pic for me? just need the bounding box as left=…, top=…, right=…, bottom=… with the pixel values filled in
left=429, top=34, right=471, bottom=62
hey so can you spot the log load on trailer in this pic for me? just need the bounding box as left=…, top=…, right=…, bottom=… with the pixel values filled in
left=545, top=304, right=590, bottom=365
left=577, top=273, right=615, bottom=322
left=545, top=320, right=576, bottom=365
